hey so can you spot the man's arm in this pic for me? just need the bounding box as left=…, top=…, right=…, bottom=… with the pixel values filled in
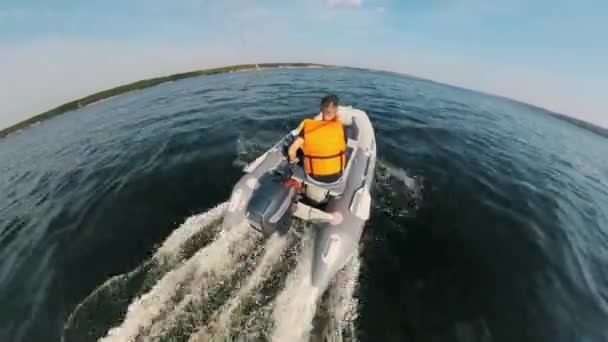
left=288, top=137, right=304, bottom=163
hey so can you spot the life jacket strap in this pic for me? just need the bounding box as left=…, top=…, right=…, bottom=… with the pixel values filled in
left=303, top=151, right=345, bottom=176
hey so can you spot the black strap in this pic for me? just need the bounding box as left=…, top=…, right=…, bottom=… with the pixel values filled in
left=303, top=151, right=345, bottom=176
left=303, top=151, right=345, bottom=160
left=307, top=157, right=314, bottom=175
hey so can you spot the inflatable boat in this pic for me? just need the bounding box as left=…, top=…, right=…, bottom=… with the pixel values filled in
left=222, top=106, right=376, bottom=291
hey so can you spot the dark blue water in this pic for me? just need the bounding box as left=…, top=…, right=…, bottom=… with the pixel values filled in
left=1, top=68, right=607, bottom=342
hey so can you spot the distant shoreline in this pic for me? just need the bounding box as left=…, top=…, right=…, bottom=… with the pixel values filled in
left=0, top=63, right=333, bottom=138
left=1, top=62, right=606, bottom=139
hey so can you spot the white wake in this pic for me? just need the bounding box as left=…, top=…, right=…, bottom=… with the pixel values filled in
left=68, top=203, right=365, bottom=342
left=100, top=220, right=253, bottom=341
left=189, top=233, right=291, bottom=341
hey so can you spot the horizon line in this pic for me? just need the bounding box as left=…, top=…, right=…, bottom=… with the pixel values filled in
left=1, top=61, right=605, bottom=138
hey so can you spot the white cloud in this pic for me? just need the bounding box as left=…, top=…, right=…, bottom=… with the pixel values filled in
left=327, top=0, right=362, bottom=8
left=376, top=6, right=385, bottom=14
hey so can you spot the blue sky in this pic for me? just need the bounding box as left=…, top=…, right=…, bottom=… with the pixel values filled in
left=1, top=0, right=607, bottom=128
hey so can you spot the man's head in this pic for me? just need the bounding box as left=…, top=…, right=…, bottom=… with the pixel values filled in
left=320, top=94, right=339, bottom=120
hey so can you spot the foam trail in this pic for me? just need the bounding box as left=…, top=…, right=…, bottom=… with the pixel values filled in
left=270, top=230, right=320, bottom=342
left=62, top=262, right=150, bottom=341
left=189, top=233, right=290, bottom=341
left=380, top=161, right=417, bottom=189
left=233, top=136, right=265, bottom=169
left=376, top=160, right=425, bottom=214
left=156, top=202, right=227, bottom=262
left=63, top=204, right=226, bottom=340
left=100, top=221, right=251, bottom=342
left=146, top=225, right=261, bottom=338
left=325, top=251, right=361, bottom=341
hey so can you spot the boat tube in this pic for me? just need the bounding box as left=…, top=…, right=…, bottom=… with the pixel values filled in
left=223, top=106, right=376, bottom=290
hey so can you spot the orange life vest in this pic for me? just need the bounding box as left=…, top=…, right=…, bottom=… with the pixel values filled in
left=301, top=119, right=346, bottom=177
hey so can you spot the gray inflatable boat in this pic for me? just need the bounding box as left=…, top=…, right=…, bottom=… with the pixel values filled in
left=223, top=106, right=376, bottom=291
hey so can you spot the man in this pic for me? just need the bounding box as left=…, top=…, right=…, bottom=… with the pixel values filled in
left=287, top=94, right=347, bottom=184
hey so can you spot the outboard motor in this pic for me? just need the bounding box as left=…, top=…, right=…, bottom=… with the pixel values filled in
left=246, top=170, right=298, bottom=236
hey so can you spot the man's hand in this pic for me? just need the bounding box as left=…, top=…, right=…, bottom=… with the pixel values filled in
left=287, top=136, right=304, bottom=163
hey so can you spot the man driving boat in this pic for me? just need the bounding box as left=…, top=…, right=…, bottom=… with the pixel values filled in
left=287, top=94, right=350, bottom=203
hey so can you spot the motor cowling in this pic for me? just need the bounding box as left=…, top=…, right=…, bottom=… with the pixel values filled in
left=246, top=172, right=298, bottom=236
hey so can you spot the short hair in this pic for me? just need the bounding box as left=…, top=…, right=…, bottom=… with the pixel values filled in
left=320, top=94, right=339, bottom=109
